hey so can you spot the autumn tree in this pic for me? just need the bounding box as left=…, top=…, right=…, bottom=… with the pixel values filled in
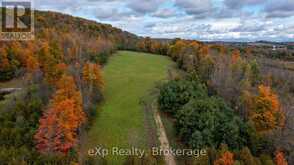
left=150, top=40, right=159, bottom=54
left=179, top=41, right=200, bottom=70
left=231, top=49, right=241, bottom=64
left=275, top=151, right=288, bottom=165
left=168, top=40, right=186, bottom=60
left=219, top=45, right=226, bottom=56
left=38, top=43, right=65, bottom=84
left=250, top=85, right=285, bottom=132
left=197, top=46, right=215, bottom=82
left=199, top=45, right=209, bottom=56
left=137, top=40, right=146, bottom=52
left=7, top=42, right=22, bottom=64
left=230, top=49, right=245, bottom=80
left=182, top=44, right=214, bottom=82
left=81, top=62, right=104, bottom=109
left=229, top=49, right=248, bottom=95
left=26, top=54, right=40, bottom=73
left=144, top=37, right=152, bottom=52
left=214, top=151, right=235, bottom=165
left=34, top=75, right=86, bottom=154
left=83, top=62, right=104, bottom=90
left=60, top=33, right=79, bottom=63
left=240, top=89, right=254, bottom=120
left=137, top=37, right=153, bottom=52
left=245, top=47, right=253, bottom=58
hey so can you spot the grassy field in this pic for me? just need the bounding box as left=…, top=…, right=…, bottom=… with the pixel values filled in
left=85, top=51, right=173, bottom=163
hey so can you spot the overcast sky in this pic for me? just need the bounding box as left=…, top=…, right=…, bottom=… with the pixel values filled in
left=34, top=0, right=294, bottom=42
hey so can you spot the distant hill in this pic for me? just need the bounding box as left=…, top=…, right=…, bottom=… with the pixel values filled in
left=35, top=10, right=139, bottom=49
left=0, top=8, right=139, bottom=50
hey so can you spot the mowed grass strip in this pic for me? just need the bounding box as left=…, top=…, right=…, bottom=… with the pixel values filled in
left=86, top=51, right=172, bottom=163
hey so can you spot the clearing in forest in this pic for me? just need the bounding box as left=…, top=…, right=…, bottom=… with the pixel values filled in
left=85, top=51, right=173, bottom=163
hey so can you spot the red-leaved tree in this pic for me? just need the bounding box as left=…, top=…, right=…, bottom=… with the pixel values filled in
left=275, top=151, right=288, bottom=165
left=34, top=75, right=86, bottom=154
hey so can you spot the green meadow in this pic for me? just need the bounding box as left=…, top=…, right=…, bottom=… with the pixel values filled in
left=86, top=51, right=172, bottom=163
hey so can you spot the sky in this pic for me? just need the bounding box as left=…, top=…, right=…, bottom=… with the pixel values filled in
left=34, top=0, right=294, bottom=42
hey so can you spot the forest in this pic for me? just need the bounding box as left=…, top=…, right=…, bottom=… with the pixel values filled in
left=0, top=9, right=293, bottom=165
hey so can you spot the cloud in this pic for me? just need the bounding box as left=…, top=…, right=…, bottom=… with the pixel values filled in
left=152, top=8, right=178, bottom=18
left=224, top=0, right=266, bottom=9
left=174, top=0, right=213, bottom=19
left=265, top=0, right=294, bottom=18
left=94, top=8, right=131, bottom=21
left=34, top=0, right=75, bottom=10
left=127, top=0, right=165, bottom=14
left=32, top=0, right=294, bottom=41
left=174, top=0, right=255, bottom=19
left=144, top=22, right=157, bottom=28
left=231, top=23, right=266, bottom=32
left=213, top=8, right=254, bottom=19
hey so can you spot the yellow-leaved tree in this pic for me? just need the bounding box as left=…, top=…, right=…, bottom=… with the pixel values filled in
left=250, top=85, right=285, bottom=132
left=83, top=62, right=104, bottom=90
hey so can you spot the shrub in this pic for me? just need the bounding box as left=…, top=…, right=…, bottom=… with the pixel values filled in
left=89, top=52, right=109, bottom=65
left=175, top=97, right=249, bottom=150
left=238, top=147, right=260, bottom=165
left=243, top=121, right=275, bottom=156
left=259, top=154, right=275, bottom=165
left=158, top=79, right=207, bottom=115
left=0, top=67, right=16, bottom=81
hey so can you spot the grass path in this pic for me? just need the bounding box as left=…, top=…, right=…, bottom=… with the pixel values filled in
left=85, top=51, right=173, bottom=164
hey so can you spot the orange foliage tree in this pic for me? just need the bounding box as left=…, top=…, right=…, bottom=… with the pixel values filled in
left=150, top=41, right=161, bottom=54
left=214, top=151, right=235, bottom=165
left=219, top=45, right=226, bottom=56
left=199, top=45, right=209, bottom=56
left=38, top=43, right=65, bottom=84
left=10, top=42, right=27, bottom=67
left=275, top=151, right=288, bottom=165
left=26, top=54, right=40, bottom=73
left=168, top=40, right=186, bottom=60
left=250, top=85, right=285, bottom=132
left=83, top=62, right=104, bottom=90
left=231, top=49, right=241, bottom=64
left=34, top=75, right=86, bottom=154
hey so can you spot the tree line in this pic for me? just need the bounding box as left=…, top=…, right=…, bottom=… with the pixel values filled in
left=151, top=38, right=289, bottom=165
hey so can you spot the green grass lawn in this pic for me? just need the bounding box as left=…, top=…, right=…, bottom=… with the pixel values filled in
left=85, top=51, right=173, bottom=163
